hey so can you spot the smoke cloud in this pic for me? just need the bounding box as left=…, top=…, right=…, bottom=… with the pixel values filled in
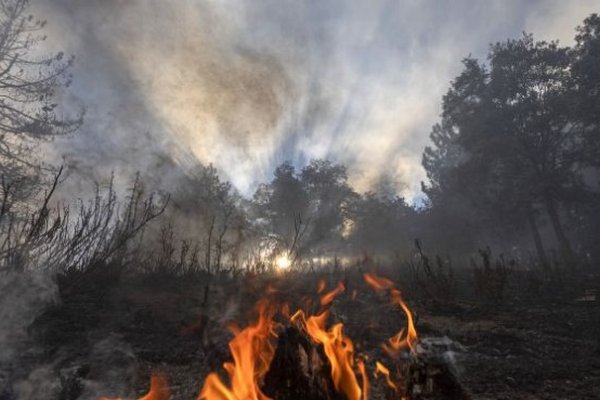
left=33, top=0, right=598, bottom=199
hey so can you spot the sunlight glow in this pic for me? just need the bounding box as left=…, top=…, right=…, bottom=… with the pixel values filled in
left=274, top=254, right=292, bottom=270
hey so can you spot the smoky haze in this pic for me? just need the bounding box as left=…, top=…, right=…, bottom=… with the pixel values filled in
left=34, top=0, right=598, bottom=199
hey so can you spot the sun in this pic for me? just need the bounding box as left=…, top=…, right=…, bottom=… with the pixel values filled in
left=274, top=254, right=292, bottom=270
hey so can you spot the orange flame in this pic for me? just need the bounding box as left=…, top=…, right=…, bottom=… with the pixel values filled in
left=374, top=361, right=398, bottom=392
left=98, top=374, right=169, bottom=400
left=320, top=281, right=346, bottom=306
left=363, top=273, right=394, bottom=291
left=357, top=360, right=369, bottom=400
left=363, top=273, right=418, bottom=355
left=317, top=279, right=326, bottom=294
left=101, top=273, right=421, bottom=400
left=291, top=310, right=364, bottom=400
left=384, top=289, right=418, bottom=355
left=198, top=300, right=276, bottom=400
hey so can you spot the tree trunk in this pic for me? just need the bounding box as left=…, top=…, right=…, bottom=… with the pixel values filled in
left=215, top=220, right=229, bottom=274
left=543, top=194, right=574, bottom=264
left=205, top=215, right=215, bottom=274
left=526, top=206, right=549, bottom=268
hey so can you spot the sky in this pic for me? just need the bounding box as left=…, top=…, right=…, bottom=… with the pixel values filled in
left=34, top=0, right=599, bottom=200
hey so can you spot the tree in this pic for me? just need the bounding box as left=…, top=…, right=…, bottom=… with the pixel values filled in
left=172, top=164, right=244, bottom=273
left=0, top=0, right=82, bottom=185
left=422, top=58, right=517, bottom=255
left=346, top=192, right=415, bottom=258
left=252, top=159, right=357, bottom=263
left=254, top=162, right=308, bottom=240
left=299, top=159, right=356, bottom=256
left=252, top=161, right=309, bottom=263
left=570, top=13, right=600, bottom=167
left=568, top=14, right=600, bottom=260
left=423, top=33, right=589, bottom=263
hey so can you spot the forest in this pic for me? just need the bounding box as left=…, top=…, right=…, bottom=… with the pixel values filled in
left=0, top=1, right=599, bottom=399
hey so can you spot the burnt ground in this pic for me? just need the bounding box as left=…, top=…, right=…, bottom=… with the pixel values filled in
left=418, top=301, right=600, bottom=399
left=6, top=265, right=600, bottom=400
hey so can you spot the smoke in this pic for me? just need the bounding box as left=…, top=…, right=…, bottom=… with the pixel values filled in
left=0, top=272, right=58, bottom=364
left=0, top=271, right=58, bottom=398
left=76, top=335, right=138, bottom=400
left=0, top=269, right=143, bottom=400
left=33, top=0, right=599, bottom=199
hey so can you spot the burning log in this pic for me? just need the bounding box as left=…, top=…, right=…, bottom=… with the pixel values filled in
left=198, top=279, right=367, bottom=400
left=262, top=327, right=470, bottom=400
left=262, top=326, right=343, bottom=400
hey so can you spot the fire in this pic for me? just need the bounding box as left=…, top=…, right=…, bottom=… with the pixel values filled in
left=375, top=361, right=398, bottom=392
left=99, top=374, right=169, bottom=400
left=363, top=273, right=418, bottom=355
left=317, top=279, right=326, bottom=294
left=291, top=310, right=364, bottom=400
left=198, top=300, right=276, bottom=400
left=138, top=375, right=170, bottom=400
left=100, top=272, right=419, bottom=400
left=296, top=280, right=366, bottom=399
left=198, top=273, right=416, bottom=400
left=384, top=289, right=418, bottom=355
left=357, top=359, right=369, bottom=400
left=320, top=281, right=346, bottom=306
left=363, top=273, right=395, bottom=291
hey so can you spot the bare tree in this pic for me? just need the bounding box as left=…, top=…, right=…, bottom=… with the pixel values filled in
left=0, top=0, right=82, bottom=184
left=0, top=170, right=168, bottom=273
left=286, top=212, right=310, bottom=266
